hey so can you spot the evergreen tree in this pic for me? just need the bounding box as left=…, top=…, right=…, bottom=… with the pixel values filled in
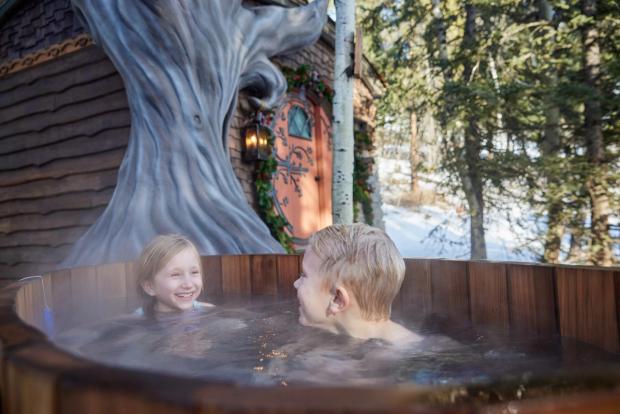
left=360, top=0, right=620, bottom=264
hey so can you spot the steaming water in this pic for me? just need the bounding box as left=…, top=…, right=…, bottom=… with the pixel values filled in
left=52, top=299, right=620, bottom=392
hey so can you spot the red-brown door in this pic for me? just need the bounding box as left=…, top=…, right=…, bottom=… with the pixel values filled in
left=270, top=92, right=332, bottom=249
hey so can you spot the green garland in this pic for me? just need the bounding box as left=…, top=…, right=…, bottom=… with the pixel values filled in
left=281, top=64, right=334, bottom=103
left=252, top=65, right=336, bottom=252
left=353, top=130, right=374, bottom=225
left=252, top=109, right=295, bottom=253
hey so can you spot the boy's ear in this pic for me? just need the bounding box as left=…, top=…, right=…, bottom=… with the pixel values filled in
left=328, top=286, right=350, bottom=316
left=141, top=281, right=156, bottom=296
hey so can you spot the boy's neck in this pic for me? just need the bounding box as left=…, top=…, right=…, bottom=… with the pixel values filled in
left=332, top=309, right=422, bottom=346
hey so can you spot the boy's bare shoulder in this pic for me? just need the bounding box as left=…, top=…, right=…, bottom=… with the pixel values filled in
left=384, top=321, right=423, bottom=347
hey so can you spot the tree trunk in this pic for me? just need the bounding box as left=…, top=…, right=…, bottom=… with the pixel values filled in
left=459, top=153, right=487, bottom=259
left=538, top=0, right=564, bottom=263
left=461, top=121, right=487, bottom=260
left=541, top=120, right=564, bottom=263
left=432, top=0, right=487, bottom=259
left=431, top=0, right=450, bottom=76
left=566, top=217, right=587, bottom=264
left=543, top=200, right=564, bottom=263
left=409, top=111, right=420, bottom=193
left=581, top=0, right=613, bottom=265
left=332, top=0, right=356, bottom=224
left=63, top=0, right=328, bottom=266
left=460, top=3, right=487, bottom=260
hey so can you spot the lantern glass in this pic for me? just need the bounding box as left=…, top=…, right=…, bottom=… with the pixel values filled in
left=243, top=123, right=271, bottom=162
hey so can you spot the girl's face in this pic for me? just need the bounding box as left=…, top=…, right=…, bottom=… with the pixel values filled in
left=142, top=247, right=203, bottom=313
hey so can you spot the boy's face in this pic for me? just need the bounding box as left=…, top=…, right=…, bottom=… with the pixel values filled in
left=293, top=248, right=333, bottom=328
left=143, top=247, right=203, bottom=312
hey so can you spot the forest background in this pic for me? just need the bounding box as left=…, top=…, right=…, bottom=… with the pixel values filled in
left=358, top=0, right=619, bottom=266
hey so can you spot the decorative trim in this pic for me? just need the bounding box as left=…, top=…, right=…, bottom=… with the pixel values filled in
left=0, top=34, right=93, bottom=77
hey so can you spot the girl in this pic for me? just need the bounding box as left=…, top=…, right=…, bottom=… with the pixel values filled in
left=136, top=234, right=213, bottom=315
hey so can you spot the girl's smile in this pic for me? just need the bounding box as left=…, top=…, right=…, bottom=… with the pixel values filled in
left=142, top=248, right=203, bottom=312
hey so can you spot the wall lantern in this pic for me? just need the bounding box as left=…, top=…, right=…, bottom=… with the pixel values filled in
left=242, top=123, right=272, bottom=162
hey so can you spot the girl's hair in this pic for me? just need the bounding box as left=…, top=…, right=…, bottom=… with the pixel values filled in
left=136, top=234, right=203, bottom=314
left=308, top=223, right=405, bottom=321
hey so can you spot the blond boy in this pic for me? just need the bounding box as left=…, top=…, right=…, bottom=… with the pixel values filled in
left=293, top=223, right=421, bottom=345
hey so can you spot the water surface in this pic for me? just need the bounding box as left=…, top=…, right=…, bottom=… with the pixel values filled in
left=52, top=298, right=620, bottom=398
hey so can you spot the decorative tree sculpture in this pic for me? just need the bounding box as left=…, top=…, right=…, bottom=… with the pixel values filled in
left=63, top=0, right=328, bottom=266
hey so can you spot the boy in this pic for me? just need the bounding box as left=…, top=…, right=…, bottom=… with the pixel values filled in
left=293, top=223, right=421, bottom=345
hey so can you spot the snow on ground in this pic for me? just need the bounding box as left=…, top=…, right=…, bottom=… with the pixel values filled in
left=383, top=203, right=541, bottom=262
left=378, top=156, right=542, bottom=262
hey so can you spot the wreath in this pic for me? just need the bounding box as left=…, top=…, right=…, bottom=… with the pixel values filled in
left=281, top=64, right=334, bottom=103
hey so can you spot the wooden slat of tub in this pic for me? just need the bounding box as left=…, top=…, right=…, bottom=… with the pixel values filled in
left=17, top=276, right=54, bottom=332
left=70, top=266, right=100, bottom=325
left=124, top=261, right=141, bottom=310
left=276, top=255, right=299, bottom=298
left=468, top=262, right=510, bottom=333
left=95, top=262, right=127, bottom=319
left=4, top=342, right=91, bottom=414
left=5, top=357, right=55, bottom=414
left=429, top=260, right=470, bottom=323
left=195, top=385, right=472, bottom=414
left=556, top=267, right=619, bottom=353
left=15, top=281, right=39, bottom=328
left=59, top=384, right=193, bottom=414
left=507, top=264, right=558, bottom=337
left=58, top=366, right=202, bottom=414
left=42, top=273, right=53, bottom=306
left=50, top=269, right=74, bottom=333
left=36, top=274, right=53, bottom=333
left=250, top=255, right=278, bottom=296
left=220, top=255, right=251, bottom=296
left=202, top=256, right=223, bottom=299
left=399, top=259, right=431, bottom=320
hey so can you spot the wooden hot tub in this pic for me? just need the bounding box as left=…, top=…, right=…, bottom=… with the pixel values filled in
left=1, top=255, right=620, bottom=413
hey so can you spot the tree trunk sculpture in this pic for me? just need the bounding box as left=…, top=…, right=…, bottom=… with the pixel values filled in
left=63, top=0, right=328, bottom=266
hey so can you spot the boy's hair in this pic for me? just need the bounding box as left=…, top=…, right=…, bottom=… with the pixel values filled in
left=136, top=234, right=203, bottom=313
left=308, top=223, right=405, bottom=321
